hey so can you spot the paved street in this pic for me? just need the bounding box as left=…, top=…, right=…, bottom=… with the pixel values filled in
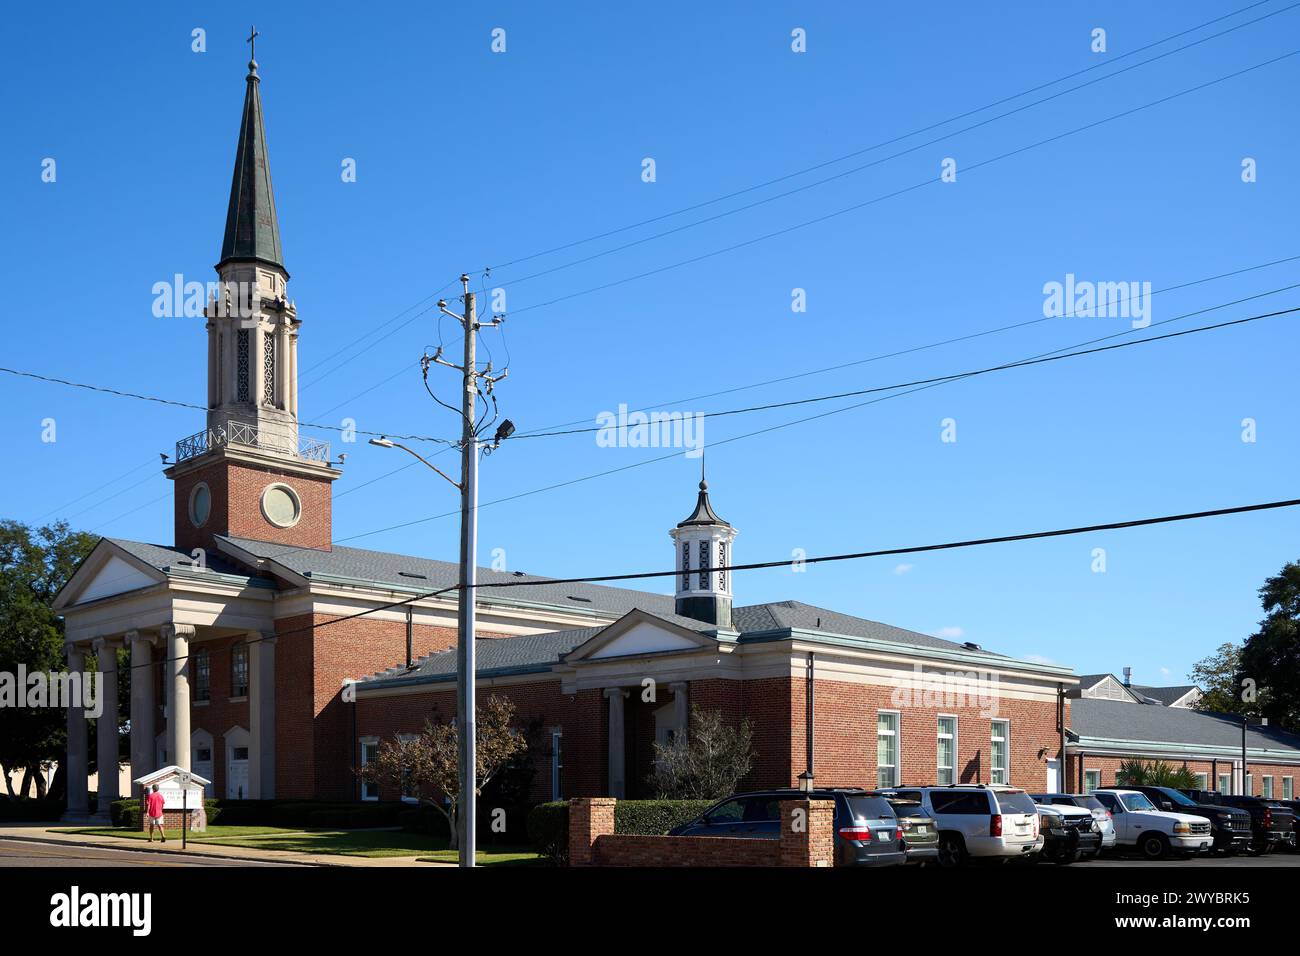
left=0, top=838, right=296, bottom=867
left=1088, top=851, right=1300, bottom=868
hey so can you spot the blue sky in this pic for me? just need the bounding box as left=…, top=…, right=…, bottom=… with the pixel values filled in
left=3, top=1, right=1297, bottom=685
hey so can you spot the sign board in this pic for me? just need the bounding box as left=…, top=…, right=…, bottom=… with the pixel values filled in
left=132, top=764, right=211, bottom=832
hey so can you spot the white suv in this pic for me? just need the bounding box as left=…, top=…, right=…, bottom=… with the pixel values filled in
left=878, top=785, right=1043, bottom=867
left=1093, top=789, right=1214, bottom=859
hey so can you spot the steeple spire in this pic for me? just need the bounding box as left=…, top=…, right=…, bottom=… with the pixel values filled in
left=218, top=28, right=283, bottom=271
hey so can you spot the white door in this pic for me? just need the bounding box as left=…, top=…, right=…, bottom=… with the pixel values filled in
left=226, top=745, right=249, bottom=799
left=1045, top=759, right=1060, bottom=793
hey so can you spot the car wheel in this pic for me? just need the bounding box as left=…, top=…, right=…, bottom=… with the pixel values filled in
left=1138, top=832, right=1168, bottom=860
left=1053, top=848, right=1081, bottom=866
left=1247, top=839, right=1269, bottom=857
left=937, top=834, right=967, bottom=868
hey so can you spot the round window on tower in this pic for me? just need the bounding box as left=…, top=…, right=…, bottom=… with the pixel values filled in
left=189, top=482, right=212, bottom=528
left=260, top=483, right=302, bottom=528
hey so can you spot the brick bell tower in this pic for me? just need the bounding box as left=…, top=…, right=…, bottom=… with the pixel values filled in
left=167, top=49, right=341, bottom=555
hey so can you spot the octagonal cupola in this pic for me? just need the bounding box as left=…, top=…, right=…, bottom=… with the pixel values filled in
left=669, top=476, right=737, bottom=628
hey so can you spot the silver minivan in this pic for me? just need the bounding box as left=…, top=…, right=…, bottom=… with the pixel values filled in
left=881, top=785, right=1043, bottom=867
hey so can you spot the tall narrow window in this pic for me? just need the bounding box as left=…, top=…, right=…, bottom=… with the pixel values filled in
left=1285, top=777, right=1294, bottom=800
left=216, top=332, right=224, bottom=404
left=718, top=541, right=727, bottom=591
left=551, top=731, right=564, bottom=801
left=231, top=642, right=249, bottom=698
left=1218, top=772, right=1232, bottom=794
left=262, top=330, right=276, bottom=406
left=1262, top=776, right=1274, bottom=799
left=360, top=738, right=380, bottom=801
left=697, top=540, right=710, bottom=591
left=680, top=542, right=690, bottom=591
left=1084, top=769, right=1100, bottom=793
left=937, top=716, right=957, bottom=786
left=990, top=719, right=1009, bottom=785
left=876, top=711, right=899, bottom=788
left=193, top=649, right=211, bottom=703
left=1194, top=772, right=1208, bottom=789
left=236, top=329, right=250, bottom=402
left=1246, top=773, right=1254, bottom=795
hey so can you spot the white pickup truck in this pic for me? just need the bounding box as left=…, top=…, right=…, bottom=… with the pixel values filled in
left=1092, top=788, right=1213, bottom=859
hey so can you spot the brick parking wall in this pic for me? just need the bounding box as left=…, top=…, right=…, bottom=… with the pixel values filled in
left=570, top=797, right=834, bottom=867
left=1066, top=753, right=1300, bottom=797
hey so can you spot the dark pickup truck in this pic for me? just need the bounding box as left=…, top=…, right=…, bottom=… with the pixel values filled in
left=1121, top=785, right=1251, bottom=855
left=1179, top=789, right=1295, bottom=855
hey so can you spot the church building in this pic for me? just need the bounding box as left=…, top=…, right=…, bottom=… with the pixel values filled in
left=54, top=52, right=1090, bottom=821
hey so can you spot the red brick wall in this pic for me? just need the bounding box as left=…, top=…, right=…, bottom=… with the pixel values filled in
left=1066, top=754, right=1299, bottom=796
left=794, top=678, right=1064, bottom=792
left=173, top=457, right=335, bottom=553
left=188, top=633, right=252, bottom=797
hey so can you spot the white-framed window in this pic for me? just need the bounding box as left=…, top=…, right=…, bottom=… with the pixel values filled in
left=360, top=737, right=380, bottom=801
left=936, top=716, right=957, bottom=786
left=1262, top=776, right=1274, bottom=799
left=1246, top=773, right=1254, bottom=796
left=1194, top=772, right=1208, bottom=789
left=1084, top=769, right=1100, bottom=793
left=230, top=641, right=249, bottom=698
left=551, top=730, right=564, bottom=801
left=1284, top=777, right=1294, bottom=800
left=990, top=720, right=1009, bottom=785
left=1218, top=772, right=1232, bottom=794
left=876, top=711, right=900, bottom=788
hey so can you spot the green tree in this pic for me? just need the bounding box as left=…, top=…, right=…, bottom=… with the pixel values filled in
left=649, top=706, right=756, bottom=800
left=0, top=519, right=97, bottom=799
left=1239, top=560, right=1300, bottom=731
left=1115, top=759, right=1199, bottom=789
left=356, top=695, right=527, bottom=850
left=1190, top=642, right=1256, bottom=717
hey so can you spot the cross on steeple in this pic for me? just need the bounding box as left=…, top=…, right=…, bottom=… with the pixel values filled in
left=247, top=25, right=259, bottom=60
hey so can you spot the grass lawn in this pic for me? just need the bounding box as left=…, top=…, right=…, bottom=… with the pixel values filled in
left=60, top=825, right=541, bottom=863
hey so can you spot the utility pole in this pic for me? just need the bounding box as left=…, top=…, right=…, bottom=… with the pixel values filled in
left=455, top=275, right=479, bottom=869
left=375, top=273, right=511, bottom=868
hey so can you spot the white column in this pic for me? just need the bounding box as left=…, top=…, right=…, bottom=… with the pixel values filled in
left=128, top=630, right=157, bottom=794
left=288, top=327, right=299, bottom=416
left=162, top=624, right=195, bottom=770
left=669, top=682, right=689, bottom=741
left=248, top=631, right=276, bottom=799
left=604, top=688, right=628, bottom=798
left=92, top=637, right=122, bottom=819
left=62, top=643, right=90, bottom=821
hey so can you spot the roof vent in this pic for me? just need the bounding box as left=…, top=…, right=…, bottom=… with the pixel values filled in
left=566, top=595, right=592, bottom=603
left=963, top=641, right=982, bottom=651
left=513, top=571, right=526, bottom=577
left=398, top=571, right=427, bottom=580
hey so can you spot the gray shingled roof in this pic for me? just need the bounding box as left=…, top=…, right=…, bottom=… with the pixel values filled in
left=219, top=535, right=677, bottom=618
left=1131, top=684, right=1199, bottom=706
left=1071, top=698, right=1300, bottom=754
left=365, top=626, right=606, bottom=688
left=107, top=538, right=255, bottom=579
left=733, top=600, right=1007, bottom=656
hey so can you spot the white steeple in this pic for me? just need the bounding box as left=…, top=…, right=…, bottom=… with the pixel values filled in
left=668, top=471, right=737, bottom=628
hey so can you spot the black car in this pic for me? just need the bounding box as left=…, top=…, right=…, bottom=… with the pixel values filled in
left=669, top=788, right=906, bottom=867
left=1035, top=804, right=1101, bottom=864
left=1276, top=800, right=1300, bottom=850
left=1121, top=785, right=1251, bottom=855
left=1179, top=789, right=1295, bottom=855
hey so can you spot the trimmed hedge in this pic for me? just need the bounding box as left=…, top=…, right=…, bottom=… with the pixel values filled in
left=526, top=799, right=715, bottom=865
left=0, top=796, right=64, bottom=822
left=110, top=798, right=221, bottom=829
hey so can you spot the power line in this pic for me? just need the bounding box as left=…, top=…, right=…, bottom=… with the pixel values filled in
left=96, top=492, right=1300, bottom=677
left=485, top=0, right=1286, bottom=273
left=332, top=290, right=1294, bottom=543
left=506, top=291, right=1300, bottom=440
left=502, top=50, right=1300, bottom=319
left=511, top=253, right=1300, bottom=437
left=488, top=5, right=1300, bottom=293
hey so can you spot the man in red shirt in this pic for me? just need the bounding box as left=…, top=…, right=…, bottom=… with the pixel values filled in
left=145, top=784, right=166, bottom=842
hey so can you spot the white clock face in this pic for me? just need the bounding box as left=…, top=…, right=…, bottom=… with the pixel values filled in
left=261, top=483, right=302, bottom=528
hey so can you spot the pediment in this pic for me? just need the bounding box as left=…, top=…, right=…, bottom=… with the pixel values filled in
left=565, top=609, right=715, bottom=663
left=54, top=542, right=165, bottom=610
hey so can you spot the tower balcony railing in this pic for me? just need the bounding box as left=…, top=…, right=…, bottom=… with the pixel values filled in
left=176, top=421, right=330, bottom=464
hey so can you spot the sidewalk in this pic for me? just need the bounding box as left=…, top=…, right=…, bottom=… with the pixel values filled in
left=0, top=824, right=453, bottom=867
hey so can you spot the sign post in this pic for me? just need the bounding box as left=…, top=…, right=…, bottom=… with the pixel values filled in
left=176, top=770, right=192, bottom=851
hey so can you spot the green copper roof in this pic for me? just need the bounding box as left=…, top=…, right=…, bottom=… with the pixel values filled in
left=218, top=59, right=283, bottom=271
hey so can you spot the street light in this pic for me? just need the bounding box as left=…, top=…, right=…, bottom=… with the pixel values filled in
left=368, top=436, right=461, bottom=491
